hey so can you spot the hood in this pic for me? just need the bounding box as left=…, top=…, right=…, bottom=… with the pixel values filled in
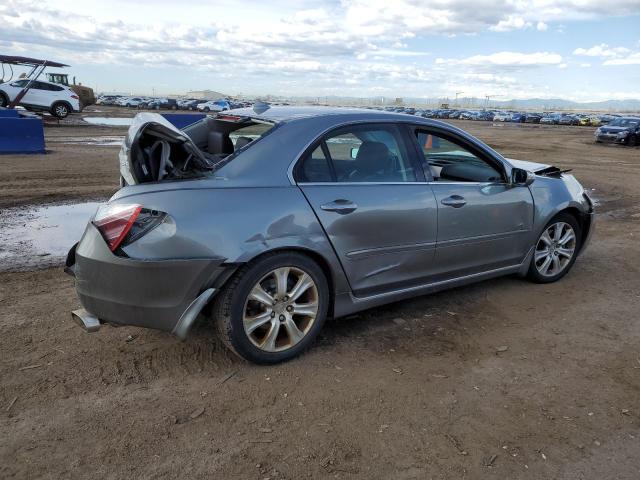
left=506, top=158, right=551, bottom=172
left=506, top=158, right=568, bottom=177
left=599, top=125, right=631, bottom=134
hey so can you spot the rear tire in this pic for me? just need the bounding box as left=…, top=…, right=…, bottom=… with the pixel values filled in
left=212, top=252, right=329, bottom=364
left=527, top=212, right=581, bottom=283
left=51, top=102, right=70, bottom=119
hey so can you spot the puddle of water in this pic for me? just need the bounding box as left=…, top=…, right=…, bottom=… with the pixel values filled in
left=83, top=117, right=132, bottom=126
left=0, top=202, right=101, bottom=271
left=50, top=136, right=124, bottom=146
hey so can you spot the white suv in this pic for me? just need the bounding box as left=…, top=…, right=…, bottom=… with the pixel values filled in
left=118, top=97, right=146, bottom=108
left=196, top=100, right=230, bottom=112
left=0, top=79, right=81, bottom=118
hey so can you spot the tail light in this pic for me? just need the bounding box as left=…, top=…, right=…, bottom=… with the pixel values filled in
left=93, top=204, right=142, bottom=251
left=70, top=94, right=80, bottom=99
left=93, top=204, right=167, bottom=252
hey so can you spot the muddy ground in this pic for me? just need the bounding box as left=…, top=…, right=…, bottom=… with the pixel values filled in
left=1, top=110, right=640, bottom=479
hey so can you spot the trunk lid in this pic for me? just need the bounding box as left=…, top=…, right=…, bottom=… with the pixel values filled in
left=119, top=113, right=216, bottom=185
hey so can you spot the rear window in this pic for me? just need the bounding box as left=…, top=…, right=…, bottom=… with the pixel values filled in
left=229, top=123, right=273, bottom=149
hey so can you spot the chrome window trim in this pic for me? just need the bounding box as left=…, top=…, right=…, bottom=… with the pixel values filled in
left=297, top=181, right=510, bottom=187
left=287, top=118, right=514, bottom=186
left=286, top=119, right=423, bottom=186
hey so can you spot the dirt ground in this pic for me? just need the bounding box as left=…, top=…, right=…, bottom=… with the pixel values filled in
left=1, top=111, right=640, bottom=479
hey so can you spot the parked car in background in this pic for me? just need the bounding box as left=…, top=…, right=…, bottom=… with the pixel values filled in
left=96, top=95, right=121, bottom=105
left=510, top=112, right=526, bottom=123
left=148, top=98, right=178, bottom=110
left=540, top=114, right=561, bottom=125
left=0, top=78, right=81, bottom=118
left=66, top=107, right=594, bottom=364
left=475, top=111, right=494, bottom=121
left=588, top=115, right=602, bottom=127
left=197, top=99, right=231, bottom=112
left=575, top=115, right=591, bottom=126
left=135, top=98, right=156, bottom=109
left=599, top=114, right=620, bottom=125
left=558, top=115, right=579, bottom=126
left=493, top=112, right=511, bottom=122
left=594, top=117, right=640, bottom=146
left=119, top=97, right=146, bottom=108
left=178, top=99, right=206, bottom=110
left=525, top=113, right=543, bottom=124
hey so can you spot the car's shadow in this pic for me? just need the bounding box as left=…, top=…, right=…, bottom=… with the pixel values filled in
left=182, top=275, right=522, bottom=366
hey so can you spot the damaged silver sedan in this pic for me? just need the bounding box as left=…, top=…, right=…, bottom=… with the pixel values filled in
left=66, top=106, right=595, bottom=363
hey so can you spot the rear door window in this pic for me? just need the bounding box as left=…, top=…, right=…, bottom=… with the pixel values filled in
left=297, top=124, right=420, bottom=183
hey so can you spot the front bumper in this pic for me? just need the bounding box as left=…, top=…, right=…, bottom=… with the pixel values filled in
left=595, top=134, right=628, bottom=144
left=580, top=211, right=596, bottom=255
left=66, top=224, right=226, bottom=335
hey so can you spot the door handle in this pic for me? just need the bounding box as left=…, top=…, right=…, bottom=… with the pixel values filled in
left=320, top=199, right=358, bottom=215
left=441, top=195, right=466, bottom=208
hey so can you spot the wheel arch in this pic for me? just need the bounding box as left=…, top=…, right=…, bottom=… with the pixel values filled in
left=51, top=100, right=72, bottom=114
left=556, top=206, right=593, bottom=253
left=218, top=246, right=339, bottom=317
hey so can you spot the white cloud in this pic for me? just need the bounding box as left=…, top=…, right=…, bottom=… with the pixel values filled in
left=490, top=16, right=530, bottom=32
left=573, top=43, right=640, bottom=66
left=604, top=53, right=640, bottom=65
left=1, top=0, right=639, bottom=100
left=573, top=44, right=631, bottom=58
left=462, top=73, right=517, bottom=84
left=437, top=51, right=563, bottom=68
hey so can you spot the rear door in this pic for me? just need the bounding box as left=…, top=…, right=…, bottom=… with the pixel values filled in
left=411, top=128, right=534, bottom=278
left=296, top=123, right=438, bottom=296
left=23, top=81, right=50, bottom=107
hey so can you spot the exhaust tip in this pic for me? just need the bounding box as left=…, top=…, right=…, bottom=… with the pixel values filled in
left=71, top=309, right=101, bottom=333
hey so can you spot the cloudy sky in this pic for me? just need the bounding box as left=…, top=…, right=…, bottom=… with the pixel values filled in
left=1, top=0, right=639, bottom=101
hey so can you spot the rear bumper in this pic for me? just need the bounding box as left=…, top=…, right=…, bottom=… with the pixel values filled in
left=67, top=224, right=227, bottom=335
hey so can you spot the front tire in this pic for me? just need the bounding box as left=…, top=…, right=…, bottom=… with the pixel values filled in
left=51, top=102, right=70, bottom=119
left=527, top=213, right=581, bottom=283
left=213, top=252, right=329, bottom=364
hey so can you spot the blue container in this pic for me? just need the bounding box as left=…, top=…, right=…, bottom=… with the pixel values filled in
left=161, top=113, right=206, bottom=130
left=0, top=110, right=46, bottom=154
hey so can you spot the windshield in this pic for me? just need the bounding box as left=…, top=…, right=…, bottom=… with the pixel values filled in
left=609, top=118, right=639, bottom=127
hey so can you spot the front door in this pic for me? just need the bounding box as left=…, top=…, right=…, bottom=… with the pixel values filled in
left=296, top=123, right=438, bottom=296
left=412, top=129, right=534, bottom=278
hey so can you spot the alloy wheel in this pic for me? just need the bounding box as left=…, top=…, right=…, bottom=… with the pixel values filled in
left=242, top=266, right=319, bottom=352
left=534, top=222, right=576, bottom=277
left=55, top=104, right=68, bottom=117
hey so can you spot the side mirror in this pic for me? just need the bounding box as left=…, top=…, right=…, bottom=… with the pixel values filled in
left=511, top=167, right=535, bottom=187
left=350, top=147, right=359, bottom=159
